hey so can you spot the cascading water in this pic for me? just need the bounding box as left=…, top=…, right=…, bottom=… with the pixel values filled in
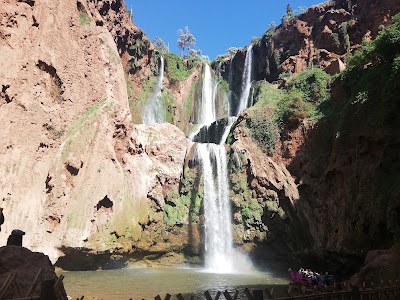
left=142, top=56, right=165, bottom=124
left=195, top=144, right=233, bottom=272
left=191, top=59, right=255, bottom=273
left=236, top=44, right=253, bottom=116
left=200, top=64, right=216, bottom=125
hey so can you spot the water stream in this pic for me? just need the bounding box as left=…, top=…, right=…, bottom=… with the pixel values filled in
left=191, top=47, right=254, bottom=273
left=142, top=56, right=165, bottom=124
left=236, top=44, right=253, bottom=116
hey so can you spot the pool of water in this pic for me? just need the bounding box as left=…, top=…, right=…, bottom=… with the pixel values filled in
left=62, top=267, right=289, bottom=300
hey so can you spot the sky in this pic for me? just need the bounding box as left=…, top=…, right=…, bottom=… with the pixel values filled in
left=125, top=0, right=324, bottom=60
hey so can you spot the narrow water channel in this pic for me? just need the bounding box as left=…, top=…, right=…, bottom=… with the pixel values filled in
left=63, top=267, right=288, bottom=300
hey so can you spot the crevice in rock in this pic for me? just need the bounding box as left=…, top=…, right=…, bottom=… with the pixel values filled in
left=65, top=163, right=81, bottom=176
left=45, top=174, right=53, bottom=194
left=1, top=85, right=12, bottom=103
left=96, top=196, right=113, bottom=211
left=32, top=15, right=39, bottom=27
left=38, top=142, right=49, bottom=150
left=36, top=60, right=64, bottom=100
left=76, top=1, right=85, bottom=12
left=18, top=0, right=35, bottom=7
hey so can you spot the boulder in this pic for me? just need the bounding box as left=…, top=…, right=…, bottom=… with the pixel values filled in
left=0, top=246, right=67, bottom=299
left=324, top=58, right=346, bottom=75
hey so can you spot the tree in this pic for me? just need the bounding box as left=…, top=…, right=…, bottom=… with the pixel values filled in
left=282, top=4, right=294, bottom=24
left=152, top=37, right=168, bottom=54
left=187, top=49, right=202, bottom=59
left=286, top=4, right=294, bottom=17
left=177, top=26, right=196, bottom=57
left=227, top=47, right=238, bottom=58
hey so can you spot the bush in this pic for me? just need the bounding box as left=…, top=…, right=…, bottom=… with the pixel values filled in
left=278, top=90, right=312, bottom=127
left=286, top=68, right=331, bottom=103
left=348, top=13, right=400, bottom=69
left=247, top=107, right=279, bottom=154
left=164, top=52, right=198, bottom=82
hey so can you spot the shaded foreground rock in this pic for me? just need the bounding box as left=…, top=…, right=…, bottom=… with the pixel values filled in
left=351, top=245, right=400, bottom=285
left=0, top=246, right=67, bottom=299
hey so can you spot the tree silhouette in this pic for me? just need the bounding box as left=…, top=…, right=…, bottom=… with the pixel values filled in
left=177, top=26, right=196, bottom=57
left=152, top=36, right=168, bottom=54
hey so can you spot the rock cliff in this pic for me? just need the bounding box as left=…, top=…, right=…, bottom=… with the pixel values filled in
left=1, top=0, right=399, bottom=275
left=0, top=0, right=194, bottom=266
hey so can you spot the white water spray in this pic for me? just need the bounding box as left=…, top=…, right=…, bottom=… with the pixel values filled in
left=236, top=44, right=253, bottom=116
left=200, top=64, right=216, bottom=125
left=190, top=63, right=254, bottom=273
left=142, top=56, right=165, bottom=124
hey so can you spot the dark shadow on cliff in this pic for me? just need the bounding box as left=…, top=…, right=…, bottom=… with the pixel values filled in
left=279, top=58, right=400, bottom=279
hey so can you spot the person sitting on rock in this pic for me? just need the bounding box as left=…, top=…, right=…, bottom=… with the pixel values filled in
left=0, top=208, right=4, bottom=232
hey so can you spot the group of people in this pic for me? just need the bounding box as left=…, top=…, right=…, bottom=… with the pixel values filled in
left=288, top=267, right=334, bottom=286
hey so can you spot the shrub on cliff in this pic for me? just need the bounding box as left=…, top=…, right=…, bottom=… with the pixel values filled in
left=246, top=82, right=282, bottom=154
left=164, top=52, right=198, bottom=82
left=247, top=106, right=280, bottom=154
left=285, top=68, right=331, bottom=103
left=348, top=13, right=400, bottom=69
left=277, top=89, right=313, bottom=128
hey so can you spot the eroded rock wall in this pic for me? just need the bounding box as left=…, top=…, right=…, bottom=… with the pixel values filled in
left=0, top=0, right=192, bottom=265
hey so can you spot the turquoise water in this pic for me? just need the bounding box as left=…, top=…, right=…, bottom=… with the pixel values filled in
left=62, top=267, right=288, bottom=300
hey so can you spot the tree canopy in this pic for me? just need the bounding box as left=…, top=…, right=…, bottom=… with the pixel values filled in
left=177, top=26, right=196, bottom=57
left=152, top=37, right=168, bottom=54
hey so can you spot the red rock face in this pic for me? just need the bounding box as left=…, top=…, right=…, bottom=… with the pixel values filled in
left=220, top=0, right=400, bottom=83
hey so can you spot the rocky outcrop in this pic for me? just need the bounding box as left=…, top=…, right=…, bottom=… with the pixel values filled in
left=218, top=0, right=400, bottom=84
left=0, top=0, right=192, bottom=265
left=226, top=114, right=304, bottom=253
left=0, top=246, right=67, bottom=299
left=350, top=245, right=400, bottom=285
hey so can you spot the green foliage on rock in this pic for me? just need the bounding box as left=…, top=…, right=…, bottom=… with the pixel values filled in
left=285, top=68, right=331, bottom=103
left=247, top=107, right=279, bottom=154
left=163, top=189, right=189, bottom=227
left=79, top=12, right=90, bottom=26
left=348, top=13, right=400, bottom=69
left=129, top=77, right=157, bottom=123
left=164, top=52, right=197, bottom=82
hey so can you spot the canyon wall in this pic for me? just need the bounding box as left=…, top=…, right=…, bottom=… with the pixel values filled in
left=0, top=0, right=200, bottom=267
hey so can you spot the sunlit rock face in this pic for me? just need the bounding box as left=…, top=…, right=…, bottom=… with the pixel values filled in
left=0, top=0, right=192, bottom=264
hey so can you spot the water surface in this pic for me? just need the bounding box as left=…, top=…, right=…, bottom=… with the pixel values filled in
left=63, top=267, right=288, bottom=300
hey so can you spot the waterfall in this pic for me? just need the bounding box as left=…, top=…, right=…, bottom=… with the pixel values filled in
left=200, top=64, right=216, bottom=125
left=196, top=144, right=233, bottom=272
left=227, top=58, right=234, bottom=116
left=142, top=56, right=165, bottom=124
left=236, top=44, right=253, bottom=116
left=188, top=64, right=217, bottom=140
left=190, top=62, right=254, bottom=274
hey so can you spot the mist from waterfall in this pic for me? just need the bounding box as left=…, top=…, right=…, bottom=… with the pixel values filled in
left=142, top=56, right=165, bottom=124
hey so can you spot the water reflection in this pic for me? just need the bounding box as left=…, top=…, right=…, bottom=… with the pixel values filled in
left=63, top=267, right=288, bottom=300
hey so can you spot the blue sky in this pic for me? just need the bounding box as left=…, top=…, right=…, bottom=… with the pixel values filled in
left=125, top=0, right=323, bottom=60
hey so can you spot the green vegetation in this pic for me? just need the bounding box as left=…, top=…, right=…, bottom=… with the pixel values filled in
left=247, top=106, right=279, bottom=154
left=245, top=68, right=331, bottom=153
left=163, top=189, right=189, bottom=227
left=162, top=89, right=176, bottom=124
left=285, top=68, right=331, bottom=103
left=340, top=13, right=400, bottom=128
left=78, top=12, right=90, bottom=26
left=163, top=165, right=203, bottom=227
left=129, top=77, right=156, bottom=123
left=164, top=52, right=197, bottom=82
left=128, top=38, right=150, bottom=72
